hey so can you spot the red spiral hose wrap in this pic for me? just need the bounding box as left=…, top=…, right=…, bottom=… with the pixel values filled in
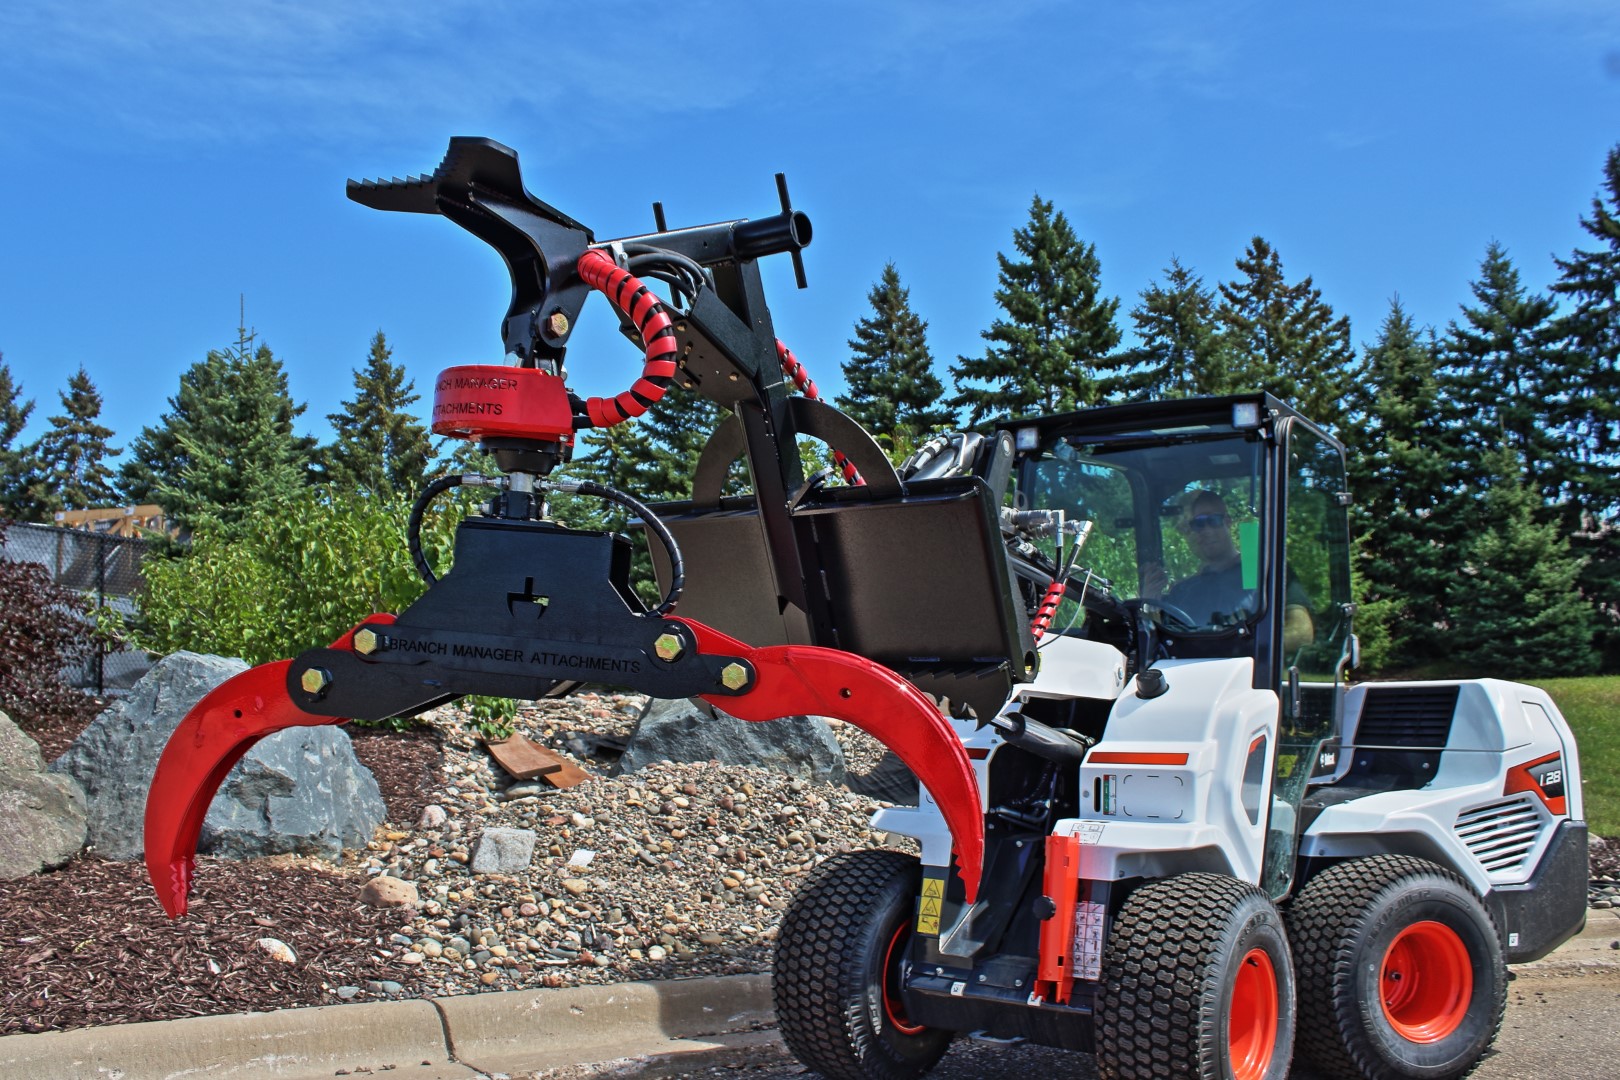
left=1030, top=581, right=1066, bottom=641
left=576, top=249, right=679, bottom=428
left=775, top=341, right=864, bottom=486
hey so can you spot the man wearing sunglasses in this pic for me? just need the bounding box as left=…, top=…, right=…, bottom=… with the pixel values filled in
left=1143, top=490, right=1315, bottom=653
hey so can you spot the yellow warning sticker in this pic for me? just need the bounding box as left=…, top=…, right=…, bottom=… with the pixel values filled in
left=922, top=877, right=945, bottom=899
left=919, top=895, right=942, bottom=918
left=917, top=914, right=940, bottom=935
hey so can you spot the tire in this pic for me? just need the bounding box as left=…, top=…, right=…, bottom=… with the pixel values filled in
left=1287, top=855, right=1507, bottom=1080
left=1096, top=873, right=1295, bottom=1080
left=773, top=849, right=952, bottom=1080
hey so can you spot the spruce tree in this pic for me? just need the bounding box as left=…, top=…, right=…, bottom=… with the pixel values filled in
left=0, top=355, right=38, bottom=520
left=1216, top=237, right=1359, bottom=431
left=323, top=331, right=433, bottom=498
left=27, top=367, right=120, bottom=513
left=950, top=196, right=1124, bottom=424
left=838, top=263, right=954, bottom=435
left=1446, top=447, right=1599, bottom=677
left=1125, top=258, right=1237, bottom=399
left=1550, top=143, right=1620, bottom=667
left=1440, top=243, right=1566, bottom=507
left=1346, top=301, right=1457, bottom=666
left=121, top=324, right=314, bottom=533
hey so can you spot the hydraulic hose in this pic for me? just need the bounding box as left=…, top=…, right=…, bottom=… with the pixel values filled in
left=775, top=341, right=864, bottom=486
left=407, top=474, right=507, bottom=584
left=552, top=479, right=685, bottom=617
left=576, top=249, right=679, bottom=428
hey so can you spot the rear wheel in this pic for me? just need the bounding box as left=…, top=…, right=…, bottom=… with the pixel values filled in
left=1287, top=855, right=1506, bottom=1080
left=1096, top=872, right=1295, bottom=1080
left=773, top=849, right=952, bottom=1080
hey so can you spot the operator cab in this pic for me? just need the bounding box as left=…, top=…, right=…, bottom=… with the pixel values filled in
left=1003, top=393, right=1356, bottom=782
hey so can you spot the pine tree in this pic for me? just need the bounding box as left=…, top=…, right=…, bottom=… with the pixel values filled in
left=1440, top=243, right=1566, bottom=506
left=1550, top=143, right=1620, bottom=667
left=323, top=331, right=433, bottom=498
left=27, top=367, right=120, bottom=513
left=1216, top=237, right=1359, bottom=431
left=1446, top=447, right=1599, bottom=677
left=121, top=323, right=314, bottom=533
left=1346, top=300, right=1457, bottom=666
left=838, top=263, right=954, bottom=435
left=1124, top=258, right=1238, bottom=399
left=0, top=355, right=39, bottom=520
left=950, top=196, right=1124, bottom=424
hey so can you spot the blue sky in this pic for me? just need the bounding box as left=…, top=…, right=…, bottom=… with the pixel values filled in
left=2, top=1, right=1617, bottom=461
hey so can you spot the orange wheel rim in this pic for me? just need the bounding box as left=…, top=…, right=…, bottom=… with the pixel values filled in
left=882, top=921, right=927, bottom=1036
left=1228, top=947, right=1279, bottom=1080
left=1380, top=920, right=1473, bottom=1043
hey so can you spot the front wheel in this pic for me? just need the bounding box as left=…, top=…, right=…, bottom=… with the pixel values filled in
left=1287, top=855, right=1506, bottom=1080
left=773, top=849, right=952, bottom=1080
left=1096, top=872, right=1295, bottom=1080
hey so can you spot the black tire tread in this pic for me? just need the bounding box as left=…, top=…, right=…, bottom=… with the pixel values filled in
left=1096, top=872, right=1281, bottom=1080
left=773, top=849, right=948, bottom=1080
left=1287, top=854, right=1506, bottom=1080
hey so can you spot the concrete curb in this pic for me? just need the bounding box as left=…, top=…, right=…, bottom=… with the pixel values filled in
left=0, top=973, right=773, bottom=1080
left=2, top=909, right=1615, bottom=1080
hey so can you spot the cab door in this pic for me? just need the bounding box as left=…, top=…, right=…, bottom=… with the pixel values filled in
left=1261, top=419, right=1354, bottom=898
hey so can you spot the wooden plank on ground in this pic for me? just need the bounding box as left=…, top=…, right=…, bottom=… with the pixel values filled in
left=484, top=734, right=592, bottom=788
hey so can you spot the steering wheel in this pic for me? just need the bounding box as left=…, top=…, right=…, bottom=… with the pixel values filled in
left=1122, top=596, right=1202, bottom=632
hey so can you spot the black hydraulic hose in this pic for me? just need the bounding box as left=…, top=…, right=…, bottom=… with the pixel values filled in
left=408, top=474, right=488, bottom=584
left=563, top=479, right=685, bottom=618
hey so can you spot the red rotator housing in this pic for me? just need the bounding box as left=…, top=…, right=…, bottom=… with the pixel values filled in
left=431, top=365, right=574, bottom=443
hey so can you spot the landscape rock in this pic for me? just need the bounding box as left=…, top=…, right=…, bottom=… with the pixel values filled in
left=359, top=875, right=421, bottom=909
left=471, top=827, right=537, bottom=874
left=51, top=651, right=386, bottom=860
left=254, top=937, right=297, bottom=964
left=0, top=710, right=88, bottom=879
left=619, top=698, right=846, bottom=784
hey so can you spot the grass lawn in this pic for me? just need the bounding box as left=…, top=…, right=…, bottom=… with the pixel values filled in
left=1530, top=676, right=1620, bottom=837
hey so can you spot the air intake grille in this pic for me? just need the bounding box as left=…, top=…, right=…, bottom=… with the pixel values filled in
left=1456, top=795, right=1543, bottom=875
left=1354, top=685, right=1459, bottom=748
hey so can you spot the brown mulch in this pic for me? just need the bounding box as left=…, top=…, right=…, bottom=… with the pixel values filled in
left=0, top=855, right=425, bottom=1035
left=346, top=725, right=443, bottom=826
left=0, top=707, right=443, bottom=1037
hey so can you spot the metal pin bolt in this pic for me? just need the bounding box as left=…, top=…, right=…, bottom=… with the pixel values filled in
left=547, top=311, right=570, bottom=337
left=300, top=668, right=331, bottom=695
left=720, top=663, right=750, bottom=691
left=654, top=633, right=684, bottom=661
left=353, top=628, right=379, bottom=655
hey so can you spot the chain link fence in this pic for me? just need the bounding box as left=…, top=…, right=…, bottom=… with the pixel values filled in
left=1, top=522, right=154, bottom=695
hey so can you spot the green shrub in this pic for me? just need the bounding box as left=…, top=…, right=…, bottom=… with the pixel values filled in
left=126, top=487, right=468, bottom=665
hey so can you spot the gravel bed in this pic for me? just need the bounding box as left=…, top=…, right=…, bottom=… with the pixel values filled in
left=332, top=691, right=915, bottom=1003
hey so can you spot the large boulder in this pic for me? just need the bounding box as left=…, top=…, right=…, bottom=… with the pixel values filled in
left=51, top=651, right=386, bottom=860
left=0, top=711, right=88, bottom=879
left=619, top=698, right=846, bottom=784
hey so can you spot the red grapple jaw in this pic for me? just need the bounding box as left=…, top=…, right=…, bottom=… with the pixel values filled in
left=675, top=619, right=985, bottom=903
left=143, top=619, right=385, bottom=918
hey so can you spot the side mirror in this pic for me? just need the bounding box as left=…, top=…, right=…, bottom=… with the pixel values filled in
left=1346, top=633, right=1361, bottom=673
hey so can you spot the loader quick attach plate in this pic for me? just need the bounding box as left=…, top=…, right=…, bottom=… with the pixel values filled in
left=286, top=518, right=755, bottom=720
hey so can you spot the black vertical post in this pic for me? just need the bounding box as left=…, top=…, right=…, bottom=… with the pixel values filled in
left=94, top=533, right=106, bottom=696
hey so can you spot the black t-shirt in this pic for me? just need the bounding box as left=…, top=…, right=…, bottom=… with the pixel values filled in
left=1166, top=560, right=1312, bottom=628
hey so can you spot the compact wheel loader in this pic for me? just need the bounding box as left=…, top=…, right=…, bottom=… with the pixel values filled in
left=142, top=138, right=1587, bottom=1080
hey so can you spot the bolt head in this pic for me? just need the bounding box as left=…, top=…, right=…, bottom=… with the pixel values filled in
left=653, top=633, right=684, bottom=661
left=720, top=662, right=750, bottom=691
left=353, top=628, right=379, bottom=655
left=546, top=311, right=570, bottom=337
left=300, top=668, right=331, bottom=695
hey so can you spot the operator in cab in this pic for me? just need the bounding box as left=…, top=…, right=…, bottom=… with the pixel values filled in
left=1143, top=490, right=1315, bottom=655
